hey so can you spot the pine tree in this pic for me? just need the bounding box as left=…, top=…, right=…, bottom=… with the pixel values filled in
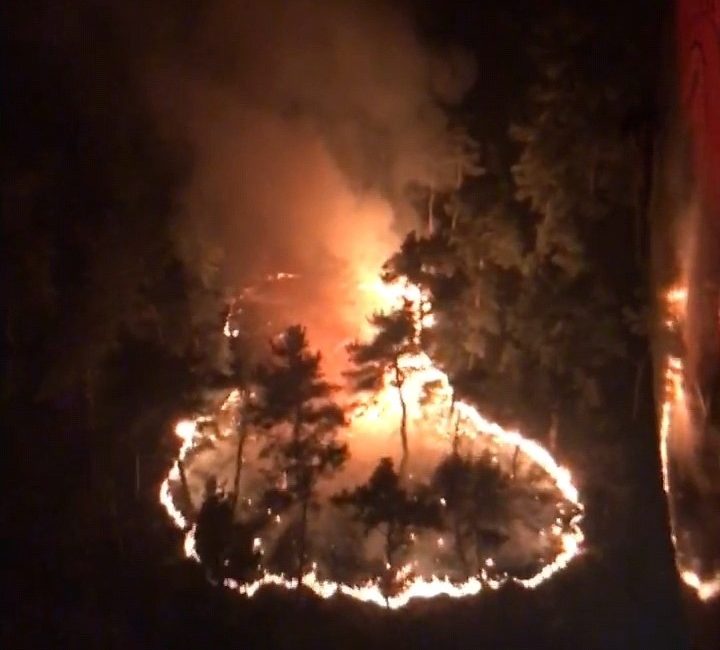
left=195, top=477, right=235, bottom=581
left=251, top=325, right=348, bottom=584
left=346, top=300, right=419, bottom=473
left=226, top=333, right=260, bottom=513
left=333, top=458, right=440, bottom=573
left=432, top=452, right=510, bottom=571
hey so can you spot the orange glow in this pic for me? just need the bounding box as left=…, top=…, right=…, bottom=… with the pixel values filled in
left=159, top=273, right=585, bottom=607
left=680, top=569, right=720, bottom=602
left=659, top=283, right=720, bottom=602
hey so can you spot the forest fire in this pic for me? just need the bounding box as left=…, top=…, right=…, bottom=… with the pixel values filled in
left=659, top=284, right=720, bottom=602
left=10, top=0, right=720, bottom=645
left=159, top=273, right=585, bottom=609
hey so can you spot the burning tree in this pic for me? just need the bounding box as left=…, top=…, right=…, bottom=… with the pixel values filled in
left=333, top=457, right=440, bottom=579
left=251, top=325, right=348, bottom=584
left=346, top=300, right=419, bottom=473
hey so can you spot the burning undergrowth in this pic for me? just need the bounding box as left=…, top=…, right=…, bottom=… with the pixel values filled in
left=160, top=277, right=584, bottom=608
left=657, top=273, right=720, bottom=601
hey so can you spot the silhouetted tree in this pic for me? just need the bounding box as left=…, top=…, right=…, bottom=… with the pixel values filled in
left=195, top=477, right=235, bottom=581
left=195, top=475, right=269, bottom=583
left=346, top=302, right=419, bottom=473
left=251, top=325, right=348, bottom=584
left=432, top=453, right=510, bottom=572
left=225, top=338, right=258, bottom=513
left=505, top=11, right=645, bottom=441
left=431, top=452, right=472, bottom=571
left=381, top=196, right=528, bottom=428
left=334, top=458, right=440, bottom=572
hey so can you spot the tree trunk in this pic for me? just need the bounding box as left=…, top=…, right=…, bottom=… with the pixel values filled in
left=452, top=416, right=461, bottom=455
left=395, top=364, right=409, bottom=475
left=447, top=391, right=458, bottom=446
left=382, top=523, right=396, bottom=606
left=292, top=405, right=302, bottom=445
left=471, top=522, right=483, bottom=569
left=297, top=497, right=309, bottom=589
left=511, top=445, right=520, bottom=480
left=453, top=514, right=468, bottom=573
left=289, top=404, right=302, bottom=491
left=428, top=188, right=435, bottom=235
left=291, top=403, right=307, bottom=589
left=385, top=522, right=396, bottom=567
left=231, top=404, right=248, bottom=512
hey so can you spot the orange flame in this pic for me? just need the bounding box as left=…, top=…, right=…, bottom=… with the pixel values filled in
left=659, top=284, right=720, bottom=602
left=159, top=276, right=585, bottom=607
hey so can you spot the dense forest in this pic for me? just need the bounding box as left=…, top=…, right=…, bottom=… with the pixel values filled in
left=4, top=1, right=717, bottom=648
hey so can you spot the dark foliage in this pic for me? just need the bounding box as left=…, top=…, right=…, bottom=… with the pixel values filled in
left=334, top=457, right=441, bottom=570
left=432, top=452, right=511, bottom=571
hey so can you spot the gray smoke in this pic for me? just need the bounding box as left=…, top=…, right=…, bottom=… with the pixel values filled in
left=140, top=0, right=476, bottom=350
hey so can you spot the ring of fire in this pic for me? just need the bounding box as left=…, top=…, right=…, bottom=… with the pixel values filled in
left=159, top=277, right=585, bottom=608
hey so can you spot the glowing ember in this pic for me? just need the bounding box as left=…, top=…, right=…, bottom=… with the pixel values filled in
left=159, top=275, right=585, bottom=608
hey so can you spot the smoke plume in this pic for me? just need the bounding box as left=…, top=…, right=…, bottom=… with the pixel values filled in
left=142, top=0, right=476, bottom=360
